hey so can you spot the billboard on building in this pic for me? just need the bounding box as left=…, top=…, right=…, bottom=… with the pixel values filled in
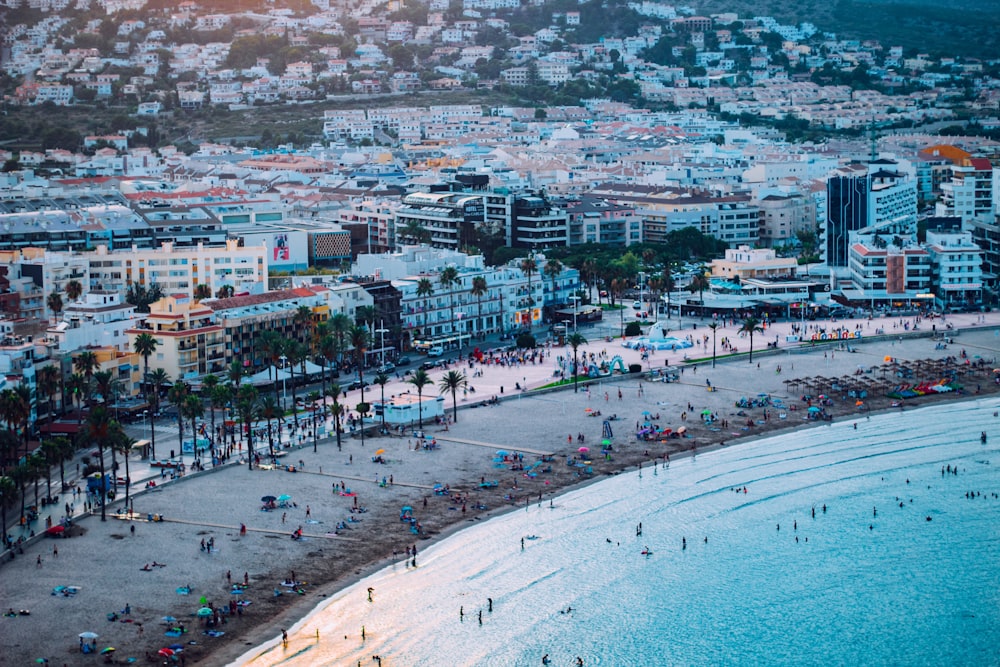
left=273, top=234, right=290, bottom=261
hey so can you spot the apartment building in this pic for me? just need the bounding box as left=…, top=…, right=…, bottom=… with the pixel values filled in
left=126, top=295, right=225, bottom=382
left=88, top=240, right=268, bottom=298
left=46, top=290, right=137, bottom=353
left=935, top=157, right=997, bottom=223
left=393, top=191, right=485, bottom=250
left=925, top=229, right=984, bottom=309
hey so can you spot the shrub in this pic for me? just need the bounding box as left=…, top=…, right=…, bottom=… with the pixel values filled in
left=625, top=321, right=642, bottom=336
left=515, top=333, right=537, bottom=349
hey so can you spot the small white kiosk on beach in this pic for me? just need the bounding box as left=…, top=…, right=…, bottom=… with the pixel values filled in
left=374, top=393, right=445, bottom=426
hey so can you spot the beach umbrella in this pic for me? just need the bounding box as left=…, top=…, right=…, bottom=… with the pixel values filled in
left=808, top=406, right=821, bottom=413
left=602, top=439, right=611, bottom=446
left=261, top=496, right=276, bottom=503
left=101, top=648, right=116, bottom=655
left=700, top=409, right=712, bottom=416
left=495, top=450, right=508, bottom=457
left=78, top=632, right=99, bottom=639
left=168, top=644, right=184, bottom=651
left=578, top=446, right=589, bottom=453
left=277, top=494, right=292, bottom=502
left=374, top=449, right=385, bottom=456
left=158, top=648, right=175, bottom=657
left=196, top=607, right=213, bottom=617
left=46, top=525, right=65, bottom=536
left=641, top=410, right=652, bottom=416
left=198, top=595, right=208, bottom=605
left=35, top=659, right=48, bottom=664
left=161, top=616, right=177, bottom=623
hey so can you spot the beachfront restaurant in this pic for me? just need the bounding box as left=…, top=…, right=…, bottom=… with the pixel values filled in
left=373, top=392, right=445, bottom=425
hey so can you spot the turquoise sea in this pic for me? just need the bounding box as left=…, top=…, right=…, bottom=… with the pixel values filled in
left=233, top=398, right=1000, bottom=667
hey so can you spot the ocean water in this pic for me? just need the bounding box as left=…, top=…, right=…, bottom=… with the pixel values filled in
left=233, top=399, right=1000, bottom=667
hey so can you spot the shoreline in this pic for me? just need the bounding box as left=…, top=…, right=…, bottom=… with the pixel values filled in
left=4, top=322, right=999, bottom=666
left=222, top=359, right=1000, bottom=663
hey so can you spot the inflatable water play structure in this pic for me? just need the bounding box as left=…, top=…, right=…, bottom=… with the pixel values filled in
left=622, top=319, right=694, bottom=351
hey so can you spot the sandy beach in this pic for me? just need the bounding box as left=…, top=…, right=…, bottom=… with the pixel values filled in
left=4, top=312, right=998, bottom=666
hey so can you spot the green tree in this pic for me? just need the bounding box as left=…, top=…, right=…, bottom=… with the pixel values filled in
left=46, top=290, right=63, bottom=322
left=407, top=369, right=432, bottom=428
left=567, top=332, right=588, bottom=393
left=471, top=276, right=488, bottom=338
left=740, top=317, right=763, bottom=363
left=438, top=370, right=467, bottom=423
left=416, top=277, right=435, bottom=336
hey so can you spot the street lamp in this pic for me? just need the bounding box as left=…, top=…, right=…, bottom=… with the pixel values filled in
left=278, top=355, right=288, bottom=411
left=375, top=323, right=389, bottom=369
left=569, top=295, right=580, bottom=332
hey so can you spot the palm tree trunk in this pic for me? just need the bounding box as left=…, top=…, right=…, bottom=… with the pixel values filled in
left=290, top=366, right=299, bottom=431
left=98, top=444, right=107, bottom=521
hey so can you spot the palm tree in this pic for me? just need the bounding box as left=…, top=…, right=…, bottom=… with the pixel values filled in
left=40, top=439, right=62, bottom=501
left=236, top=384, right=259, bottom=469
left=326, top=383, right=343, bottom=451
left=349, top=323, right=370, bottom=400
left=470, top=276, right=488, bottom=337
left=407, top=369, right=432, bottom=428
left=306, top=390, right=321, bottom=453
left=690, top=273, right=710, bottom=311
left=707, top=322, right=719, bottom=368
left=438, top=370, right=467, bottom=423
left=373, top=372, right=389, bottom=429
left=225, top=361, right=244, bottom=451
left=256, top=330, right=285, bottom=403
left=567, top=332, right=588, bottom=393
left=0, top=386, right=32, bottom=463
left=65, top=279, right=83, bottom=302
left=201, top=374, right=219, bottom=455
left=183, top=394, right=204, bottom=459
left=10, top=462, right=31, bottom=521
left=580, top=257, right=597, bottom=303
left=740, top=317, right=764, bottom=363
left=79, top=405, right=114, bottom=521
left=0, top=475, right=17, bottom=543
left=416, top=277, right=434, bottom=336
left=318, top=332, right=335, bottom=425
left=329, top=313, right=352, bottom=369
left=167, top=381, right=189, bottom=458
left=47, top=290, right=63, bottom=323
left=66, top=373, right=88, bottom=427
left=36, top=365, right=60, bottom=422
left=110, top=428, right=135, bottom=512
left=439, top=266, right=460, bottom=336
left=193, top=284, right=212, bottom=300
left=73, top=350, right=98, bottom=382
left=294, top=305, right=314, bottom=340
left=133, top=332, right=158, bottom=392
left=610, top=278, right=627, bottom=337
left=215, top=284, right=235, bottom=299
left=146, top=368, right=170, bottom=460
left=209, top=384, right=231, bottom=460
left=543, top=258, right=563, bottom=314
left=661, top=268, right=676, bottom=319
left=93, top=370, right=115, bottom=406
left=285, top=340, right=306, bottom=431
left=520, top=254, right=538, bottom=326
left=50, top=436, right=72, bottom=492
left=260, top=395, right=279, bottom=459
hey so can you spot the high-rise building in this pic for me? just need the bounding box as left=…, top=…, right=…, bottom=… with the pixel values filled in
left=824, top=163, right=916, bottom=267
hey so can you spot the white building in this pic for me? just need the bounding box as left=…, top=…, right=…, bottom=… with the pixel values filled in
left=925, top=229, right=983, bottom=309
left=88, top=240, right=268, bottom=297
left=46, top=290, right=138, bottom=353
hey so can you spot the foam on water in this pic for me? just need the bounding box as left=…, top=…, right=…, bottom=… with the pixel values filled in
left=233, top=398, right=1000, bottom=667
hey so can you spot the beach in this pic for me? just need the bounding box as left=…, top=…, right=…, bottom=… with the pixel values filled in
left=4, top=312, right=998, bottom=666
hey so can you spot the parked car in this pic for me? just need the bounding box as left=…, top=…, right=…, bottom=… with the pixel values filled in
left=376, top=362, right=395, bottom=374
left=396, top=356, right=411, bottom=367
left=346, top=379, right=369, bottom=391
left=420, top=359, right=442, bottom=371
